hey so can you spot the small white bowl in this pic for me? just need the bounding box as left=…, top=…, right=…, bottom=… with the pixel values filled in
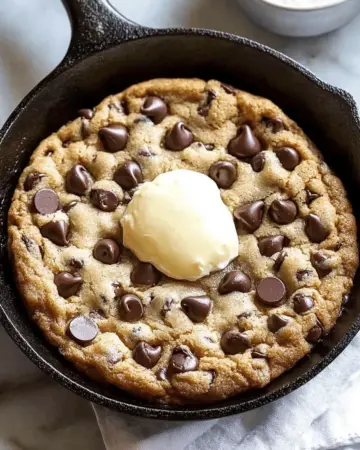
left=238, top=0, right=360, bottom=37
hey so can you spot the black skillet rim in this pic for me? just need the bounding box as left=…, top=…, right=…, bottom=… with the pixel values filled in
left=1, top=22, right=360, bottom=420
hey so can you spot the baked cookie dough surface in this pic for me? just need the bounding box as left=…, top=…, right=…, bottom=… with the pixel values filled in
left=8, top=78, right=358, bottom=404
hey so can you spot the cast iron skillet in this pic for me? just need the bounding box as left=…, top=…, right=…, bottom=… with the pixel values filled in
left=0, top=0, right=360, bottom=420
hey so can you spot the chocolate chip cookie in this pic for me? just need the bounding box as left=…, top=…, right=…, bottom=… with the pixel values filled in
left=8, top=78, right=358, bottom=404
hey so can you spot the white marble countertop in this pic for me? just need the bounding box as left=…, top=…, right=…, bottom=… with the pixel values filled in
left=1, top=0, right=360, bottom=448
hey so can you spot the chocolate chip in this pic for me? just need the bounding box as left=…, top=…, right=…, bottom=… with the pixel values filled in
left=258, top=235, right=287, bottom=257
left=55, top=272, right=82, bottom=298
left=267, top=314, right=289, bottom=332
left=293, top=294, right=314, bottom=314
left=221, top=331, right=251, bottom=355
left=114, top=161, right=143, bottom=190
left=256, top=277, right=286, bottom=306
left=93, top=239, right=121, bottom=264
left=269, top=199, right=297, bottom=225
left=234, top=200, right=265, bottom=232
left=161, top=297, right=174, bottom=317
left=263, top=117, right=284, bottom=133
left=21, top=235, right=36, bottom=253
left=68, top=258, right=84, bottom=269
left=209, top=161, right=237, bottom=189
left=218, top=271, right=251, bottom=294
left=24, top=173, right=45, bottom=191
left=252, top=349, right=267, bottom=359
left=41, top=220, right=69, bottom=246
left=274, top=251, right=286, bottom=272
left=133, top=342, right=162, bottom=368
left=156, top=367, right=167, bottom=381
left=90, top=189, right=119, bottom=212
left=81, top=119, right=91, bottom=139
left=238, top=311, right=252, bottom=319
left=33, top=189, right=59, bottom=214
left=66, top=165, right=93, bottom=195
left=122, top=191, right=132, bottom=204
left=251, top=152, right=266, bottom=172
left=296, top=269, right=313, bottom=281
left=198, top=90, right=216, bottom=117
left=204, top=143, right=215, bottom=151
left=63, top=200, right=78, bottom=212
left=165, top=122, right=193, bottom=151
left=68, top=316, right=98, bottom=344
left=99, top=124, right=128, bottom=152
left=137, top=148, right=153, bottom=157
left=181, top=296, right=212, bottom=322
left=305, top=214, right=329, bottom=243
left=169, top=347, right=198, bottom=373
left=306, top=189, right=320, bottom=205
left=310, top=252, right=332, bottom=278
left=118, top=294, right=144, bottom=321
left=275, top=147, right=300, bottom=170
left=221, top=83, right=236, bottom=95
left=141, top=96, right=167, bottom=124
left=131, top=262, right=161, bottom=286
left=78, top=108, right=93, bottom=120
left=306, top=322, right=323, bottom=343
left=228, top=125, right=261, bottom=159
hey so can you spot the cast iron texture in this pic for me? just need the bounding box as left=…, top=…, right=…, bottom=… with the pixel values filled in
left=0, top=0, right=359, bottom=420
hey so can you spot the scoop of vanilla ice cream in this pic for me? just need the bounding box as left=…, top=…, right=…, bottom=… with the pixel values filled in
left=121, top=170, right=239, bottom=281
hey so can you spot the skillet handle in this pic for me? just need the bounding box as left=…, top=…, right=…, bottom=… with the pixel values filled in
left=61, top=0, right=144, bottom=60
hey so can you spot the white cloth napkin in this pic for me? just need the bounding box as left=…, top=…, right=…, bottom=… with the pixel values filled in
left=93, top=334, right=360, bottom=450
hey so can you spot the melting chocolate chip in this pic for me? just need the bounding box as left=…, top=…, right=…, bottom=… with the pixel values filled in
left=228, top=125, right=261, bottom=159
left=234, top=200, right=265, bottom=232
left=293, top=293, right=314, bottom=314
left=165, top=122, right=193, bottom=151
left=218, top=271, right=251, bottom=294
left=306, top=321, right=323, bottom=343
left=311, top=252, right=332, bottom=278
left=66, top=165, right=93, bottom=195
left=63, top=200, right=78, bottom=212
left=93, top=239, right=121, bottom=264
left=169, top=347, right=198, bottom=373
left=252, top=349, right=267, bottom=359
left=118, top=294, right=144, bottom=322
left=133, top=342, right=162, bottom=368
left=181, top=296, right=212, bottom=322
left=274, top=251, right=286, bottom=272
left=305, top=214, right=329, bottom=243
left=306, top=189, right=320, bottom=205
left=296, top=269, right=313, bottom=281
left=24, top=173, right=45, bottom=191
left=131, top=262, right=161, bottom=286
left=33, top=189, right=59, bottom=214
left=262, top=117, right=284, bottom=133
left=258, top=235, right=288, bottom=257
left=141, top=96, right=167, bottom=124
left=90, top=189, right=119, bottom=212
left=221, top=83, right=236, bottom=95
left=114, top=161, right=143, bottom=190
left=198, top=90, right=216, bottom=117
left=221, top=331, right=251, bottom=355
left=267, top=314, right=289, bottom=332
left=68, top=316, right=98, bottom=345
left=41, top=221, right=69, bottom=246
left=99, top=124, right=128, bottom=152
left=209, top=161, right=237, bottom=189
left=256, top=277, right=286, bottom=306
left=251, top=152, right=266, bottom=172
left=275, top=147, right=300, bottom=171
left=55, top=272, right=82, bottom=298
left=78, top=108, right=93, bottom=120
left=161, top=297, right=174, bottom=317
left=156, top=367, right=167, bottom=381
left=269, top=199, right=297, bottom=225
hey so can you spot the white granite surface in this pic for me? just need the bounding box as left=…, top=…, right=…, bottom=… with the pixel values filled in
left=0, top=0, right=360, bottom=448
